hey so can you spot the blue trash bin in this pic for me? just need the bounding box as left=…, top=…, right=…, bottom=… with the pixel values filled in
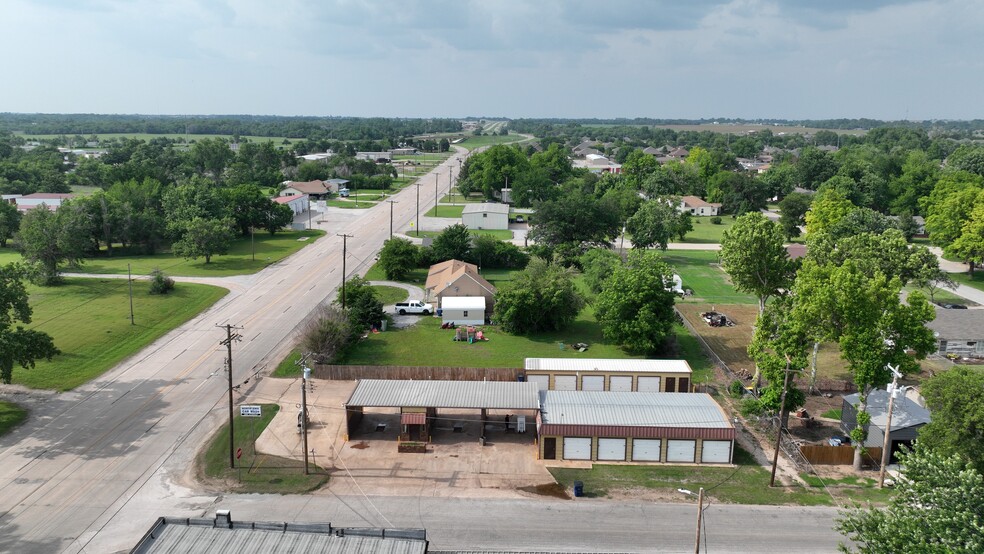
left=573, top=481, right=584, bottom=497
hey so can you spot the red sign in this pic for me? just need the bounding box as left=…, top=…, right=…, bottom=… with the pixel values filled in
left=236, top=448, right=242, bottom=459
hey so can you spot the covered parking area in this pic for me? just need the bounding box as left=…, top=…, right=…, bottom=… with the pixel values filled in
left=345, top=379, right=540, bottom=445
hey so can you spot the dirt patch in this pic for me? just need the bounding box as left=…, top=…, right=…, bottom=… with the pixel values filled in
left=678, top=303, right=758, bottom=370
left=350, top=441, right=370, bottom=449
left=518, top=483, right=571, bottom=500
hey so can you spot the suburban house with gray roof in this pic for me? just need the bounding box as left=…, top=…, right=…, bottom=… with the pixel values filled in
left=926, top=308, right=984, bottom=359
left=841, top=388, right=931, bottom=463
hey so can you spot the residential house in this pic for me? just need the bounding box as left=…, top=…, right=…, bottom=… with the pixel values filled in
left=461, top=203, right=510, bottom=231
left=13, top=193, right=75, bottom=212
left=668, top=147, right=689, bottom=159
left=280, top=180, right=331, bottom=200
left=841, top=388, right=931, bottom=463
left=678, top=195, right=722, bottom=216
left=926, top=308, right=984, bottom=359
left=425, top=259, right=496, bottom=318
left=324, top=178, right=349, bottom=193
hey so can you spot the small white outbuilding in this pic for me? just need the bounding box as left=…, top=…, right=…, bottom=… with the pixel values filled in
left=441, top=296, right=486, bottom=325
left=461, top=202, right=510, bottom=230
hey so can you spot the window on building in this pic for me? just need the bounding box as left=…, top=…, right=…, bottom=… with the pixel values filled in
left=483, top=213, right=487, bottom=218
left=463, top=311, right=469, bottom=317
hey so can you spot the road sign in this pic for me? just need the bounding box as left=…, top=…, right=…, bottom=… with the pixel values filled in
left=239, top=405, right=262, bottom=417
left=236, top=448, right=242, bottom=460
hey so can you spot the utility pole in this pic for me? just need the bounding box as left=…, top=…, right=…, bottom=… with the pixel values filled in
left=415, top=183, right=421, bottom=237
left=435, top=169, right=439, bottom=218
left=386, top=198, right=398, bottom=238
left=301, top=366, right=311, bottom=475
left=694, top=487, right=704, bottom=554
left=878, top=364, right=902, bottom=488
left=251, top=227, right=255, bottom=261
left=127, top=263, right=134, bottom=326
left=770, top=357, right=795, bottom=487
left=337, top=233, right=352, bottom=309
left=218, top=323, right=243, bottom=469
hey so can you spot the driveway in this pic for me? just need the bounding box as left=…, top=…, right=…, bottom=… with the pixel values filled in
left=370, top=280, right=429, bottom=328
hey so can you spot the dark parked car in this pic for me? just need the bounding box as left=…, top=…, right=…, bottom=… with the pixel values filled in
left=942, top=303, right=968, bottom=309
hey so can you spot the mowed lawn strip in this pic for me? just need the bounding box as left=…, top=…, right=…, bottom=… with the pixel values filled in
left=19, top=278, right=227, bottom=390
left=425, top=205, right=464, bottom=218
left=0, top=401, right=28, bottom=437
left=42, top=230, right=325, bottom=278
left=661, top=250, right=757, bottom=305
left=674, top=216, right=736, bottom=244
left=372, top=285, right=409, bottom=305
left=414, top=229, right=513, bottom=240
left=549, top=446, right=892, bottom=505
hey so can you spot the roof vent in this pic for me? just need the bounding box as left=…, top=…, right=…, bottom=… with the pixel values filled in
left=215, top=510, right=232, bottom=528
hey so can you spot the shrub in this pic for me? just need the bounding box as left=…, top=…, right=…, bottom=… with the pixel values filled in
left=710, top=216, right=723, bottom=225
left=148, top=269, right=175, bottom=295
left=728, top=379, right=746, bottom=398
left=301, top=304, right=355, bottom=364
left=739, top=396, right=764, bottom=417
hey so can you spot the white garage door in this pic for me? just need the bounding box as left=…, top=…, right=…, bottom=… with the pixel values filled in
left=637, top=376, right=662, bottom=392
left=563, top=438, right=592, bottom=460
left=554, top=375, right=577, bottom=391
left=700, top=441, right=732, bottom=464
left=610, top=376, right=633, bottom=392
left=597, top=438, right=626, bottom=461
left=582, top=375, right=605, bottom=391
left=666, top=440, right=696, bottom=462
left=632, top=439, right=662, bottom=461
left=526, top=374, right=549, bottom=390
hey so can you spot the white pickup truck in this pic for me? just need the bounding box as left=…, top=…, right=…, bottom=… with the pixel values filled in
left=394, top=300, right=433, bottom=315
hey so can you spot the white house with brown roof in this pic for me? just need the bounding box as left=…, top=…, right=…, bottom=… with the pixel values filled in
left=425, top=259, right=497, bottom=317
left=678, top=195, right=722, bottom=216
left=280, top=180, right=331, bottom=200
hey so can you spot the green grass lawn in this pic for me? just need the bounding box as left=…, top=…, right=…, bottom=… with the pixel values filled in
left=439, top=193, right=485, bottom=203
left=821, top=409, right=842, bottom=420
left=364, top=262, right=429, bottom=286
left=56, top=230, right=325, bottom=278
left=425, top=205, right=465, bottom=218
left=0, top=401, right=28, bottom=437
left=660, top=251, right=757, bottom=305
left=550, top=446, right=892, bottom=505
left=200, top=403, right=329, bottom=493
left=675, top=216, right=736, bottom=244
left=372, top=285, right=409, bottom=305
left=17, top=278, right=227, bottom=390
left=456, top=134, right=527, bottom=151
left=950, top=271, right=984, bottom=294
left=907, top=285, right=978, bottom=307
left=325, top=199, right=376, bottom=208
left=415, top=229, right=513, bottom=240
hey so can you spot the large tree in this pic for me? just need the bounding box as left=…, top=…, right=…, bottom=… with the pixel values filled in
left=0, top=263, right=60, bottom=383
left=528, top=192, right=619, bottom=249
left=430, top=223, right=472, bottom=263
left=918, top=366, right=984, bottom=474
left=719, top=212, right=795, bottom=313
left=836, top=446, right=984, bottom=554
left=594, top=250, right=677, bottom=354
left=624, top=200, right=680, bottom=250
left=0, top=201, right=22, bottom=247
left=170, top=217, right=234, bottom=264
left=15, top=206, right=87, bottom=286
left=777, top=191, right=812, bottom=239
left=337, top=276, right=384, bottom=332
left=378, top=237, right=419, bottom=281
left=492, top=257, right=584, bottom=334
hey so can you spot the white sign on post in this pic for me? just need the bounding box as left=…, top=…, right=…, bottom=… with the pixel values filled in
left=239, top=405, right=262, bottom=417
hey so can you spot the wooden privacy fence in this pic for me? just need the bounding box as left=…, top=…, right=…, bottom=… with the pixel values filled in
left=800, top=445, right=882, bottom=465
left=312, top=364, right=520, bottom=382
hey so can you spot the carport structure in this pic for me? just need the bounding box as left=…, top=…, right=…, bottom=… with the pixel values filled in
left=345, top=379, right=540, bottom=443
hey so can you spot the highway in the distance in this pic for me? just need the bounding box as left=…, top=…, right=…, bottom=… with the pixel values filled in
left=0, top=149, right=845, bottom=553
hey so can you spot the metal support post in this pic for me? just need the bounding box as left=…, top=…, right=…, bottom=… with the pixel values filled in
left=878, top=364, right=902, bottom=488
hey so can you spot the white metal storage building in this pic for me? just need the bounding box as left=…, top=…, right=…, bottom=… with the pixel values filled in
left=461, top=203, right=510, bottom=230
left=441, top=296, right=487, bottom=325
left=537, top=391, right=734, bottom=464
left=524, top=358, right=694, bottom=393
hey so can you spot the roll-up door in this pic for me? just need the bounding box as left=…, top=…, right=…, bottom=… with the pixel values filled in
left=563, top=437, right=592, bottom=460
left=666, top=439, right=696, bottom=462
left=637, top=376, right=661, bottom=392
left=554, top=375, right=577, bottom=391
left=700, top=440, right=732, bottom=463
left=582, top=375, right=605, bottom=391
left=597, top=438, right=626, bottom=461
left=527, top=374, right=549, bottom=390
left=632, top=439, right=662, bottom=461
left=610, top=376, right=633, bottom=392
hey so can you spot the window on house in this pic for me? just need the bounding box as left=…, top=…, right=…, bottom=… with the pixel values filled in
left=463, top=311, right=469, bottom=317
left=483, top=213, right=487, bottom=218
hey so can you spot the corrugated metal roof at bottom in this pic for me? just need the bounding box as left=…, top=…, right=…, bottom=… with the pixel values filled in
left=524, top=358, right=692, bottom=374
left=141, top=525, right=427, bottom=554
left=346, top=379, right=541, bottom=410
left=539, top=391, right=732, bottom=429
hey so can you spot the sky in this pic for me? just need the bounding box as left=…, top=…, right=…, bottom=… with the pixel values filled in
left=1, top=0, right=982, bottom=120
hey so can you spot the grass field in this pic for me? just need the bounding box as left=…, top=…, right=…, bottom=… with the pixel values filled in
left=425, top=205, right=464, bottom=218
left=372, top=285, right=409, bottom=305
left=549, top=446, right=890, bottom=505
left=199, top=403, right=329, bottom=493
left=0, top=401, right=28, bottom=437
left=660, top=250, right=756, bottom=305
left=676, top=216, right=736, bottom=244
left=326, top=199, right=376, bottom=208
left=440, top=193, right=485, bottom=203
left=415, top=229, right=513, bottom=240
left=66, top=230, right=325, bottom=277
left=455, top=134, right=527, bottom=151
left=393, top=153, right=452, bottom=162
left=950, top=271, right=984, bottom=293
left=18, top=278, right=227, bottom=390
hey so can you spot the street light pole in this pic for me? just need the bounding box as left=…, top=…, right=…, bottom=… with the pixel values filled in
left=878, top=364, right=902, bottom=488
left=415, top=183, right=421, bottom=237
left=337, top=233, right=352, bottom=309
left=678, top=488, right=705, bottom=553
